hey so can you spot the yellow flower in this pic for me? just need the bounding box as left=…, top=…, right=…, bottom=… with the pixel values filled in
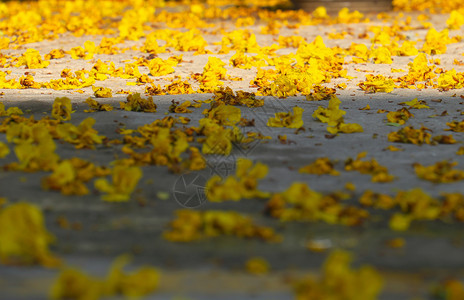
left=389, top=213, right=412, bottom=231
left=306, top=85, right=336, bottom=101
left=0, top=141, right=9, bottom=158
left=147, top=57, right=177, bottom=76
left=0, top=37, right=9, bottom=50
left=313, top=96, right=363, bottom=134
left=446, top=120, right=464, bottom=132
left=9, top=124, right=59, bottom=172
left=421, top=27, right=450, bottom=54
left=348, top=43, right=370, bottom=62
left=337, top=7, right=365, bottom=23
left=120, top=93, right=157, bottom=112
left=51, top=255, right=159, bottom=300
left=267, top=106, right=304, bottom=128
left=15, top=48, right=50, bottom=69
left=164, top=79, right=194, bottom=95
left=165, top=29, right=208, bottom=53
left=433, top=134, right=456, bottom=144
left=50, top=268, right=102, bottom=300
left=193, top=56, right=228, bottom=92
left=92, top=86, right=113, bottom=98
left=213, top=87, right=263, bottom=108
left=141, top=32, right=166, bottom=54
left=56, top=117, right=105, bottom=149
left=359, top=190, right=395, bottom=209
left=70, top=41, right=96, bottom=60
left=447, top=10, right=464, bottom=29
left=0, top=203, right=60, bottom=267
left=432, top=279, right=464, bottom=300
left=437, top=69, right=464, bottom=91
left=20, top=74, right=41, bottom=88
left=457, top=146, right=464, bottom=155
left=52, top=97, right=73, bottom=121
left=94, top=164, right=142, bottom=202
left=371, top=46, right=393, bottom=64
left=169, top=100, right=194, bottom=114
left=394, top=188, right=441, bottom=228
left=122, top=123, right=190, bottom=169
left=387, top=238, right=406, bottom=248
left=218, top=29, right=260, bottom=54
left=388, top=126, right=432, bottom=145
left=267, top=182, right=367, bottom=225
left=182, top=147, right=206, bottom=171
left=245, top=257, right=270, bottom=275
left=41, top=160, right=89, bottom=196
left=386, top=108, right=414, bottom=125
left=84, top=97, right=113, bottom=112
left=204, top=103, right=241, bottom=126
left=206, top=158, right=269, bottom=202
left=400, top=98, right=429, bottom=109
left=105, top=255, right=160, bottom=298
left=335, top=122, right=364, bottom=134
left=384, top=145, right=403, bottom=152
left=344, top=152, right=395, bottom=182
left=312, top=6, right=328, bottom=19
left=414, top=161, right=464, bottom=183
left=399, top=53, right=436, bottom=86
left=269, top=75, right=298, bottom=98
left=358, top=74, right=395, bottom=93
left=145, top=84, right=166, bottom=96
left=313, top=96, right=345, bottom=123
left=201, top=129, right=233, bottom=155
left=299, top=157, right=340, bottom=176
left=163, top=210, right=280, bottom=242
left=397, top=41, right=419, bottom=56
left=235, top=16, right=255, bottom=27
left=44, top=49, right=66, bottom=60
left=229, top=51, right=266, bottom=69
left=0, top=102, right=24, bottom=116
left=294, top=250, right=383, bottom=300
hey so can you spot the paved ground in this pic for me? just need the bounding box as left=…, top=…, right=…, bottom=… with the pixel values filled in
left=1, top=1, right=464, bottom=299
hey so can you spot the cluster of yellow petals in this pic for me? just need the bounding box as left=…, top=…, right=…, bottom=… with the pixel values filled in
left=313, top=96, right=363, bottom=134
left=93, top=86, right=113, bottom=98
left=163, top=209, right=281, bottom=242
left=206, top=158, right=269, bottom=202
left=192, top=56, right=228, bottom=92
left=51, top=97, right=73, bottom=121
left=432, top=279, right=464, bottom=300
left=299, top=157, right=340, bottom=176
left=388, top=125, right=432, bottom=145
left=120, top=93, right=157, bottom=112
left=84, top=97, right=114, bottom=112
left=94, top=163, right=143, bottom=202
left=0, top=203, right=60, bottom=267
left=266, top=182, right=368, bottom=226
left=267, top=106, right=304, bottom=128
left=294, top=250, right=383, bottom=300
left=361, top=188, right=464, bottom=230
left=345, top=152, right=395, bottom=182
left=386, top=107, right=414, bottom=125
left=414, top=161, right=464, bottom=183
left=14, top=48, right=50, bottom=69
left=56, top=117, right=105, bottom=149
left=245, top=257, right=270, bottom=275
left=0, top=102, right=23, bottom=116
left=51, top=255, right=159, bottom=300
left=358, top=74, right=396, bottom=93
left=42, top=158, right=110, bottom=196
left=5, top=122, right=59, bottom=172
